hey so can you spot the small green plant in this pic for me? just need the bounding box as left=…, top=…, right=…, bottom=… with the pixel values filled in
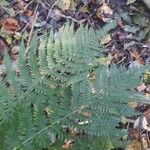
left=0, top=22, right=149, bottom=150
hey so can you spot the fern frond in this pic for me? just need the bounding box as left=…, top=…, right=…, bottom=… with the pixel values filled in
left=0, top=22, right=149, bottom=150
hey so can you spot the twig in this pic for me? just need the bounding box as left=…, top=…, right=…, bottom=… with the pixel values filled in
left=116, top=56, right=126, bottom=64
left=61, top=14, right=87, bottom=23
left=46, top=0, right=61, bottom=21
left=25, top=4, right=39, bottom=56
left=15, top=0, right=34, bottom=16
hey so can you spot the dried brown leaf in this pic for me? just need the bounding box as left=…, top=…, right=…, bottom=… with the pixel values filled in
left=24, top=10, right=33, bottom=17
left=62, top=140, right=74, bottom=149
left=2, top=18, right=20, bottom=33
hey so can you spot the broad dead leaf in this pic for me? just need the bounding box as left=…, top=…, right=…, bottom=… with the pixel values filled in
left=128, top=128, right=139, bottom=140
left=127, top=129, right=148, bottom=150
left=68, top=128, right=80, bottom=137
left=101, top=34, right=111, bottom=45
left=24, top=10, right=33, bottom=17
left=2, top=18, right=20, bottom=33
left=134, top=116, right=150, bottom=132
left=125, top=140, right=141, bottom=150
left=141, top=136, right=149, bottom=150
left=79, top=6, right=89, bottom=13
left=14, top=0, right=25, bottom=10
left=96, top=4, right=113, bottom=22
left=128, top=101, right=138, bottom=109
left=62, top=140, right=74, bottom=149
left=112, top=50, right=122, bottom=63
left=136, top=84, right=146, bottom=92
left=57, top=0, right=71, bottom=11
left=127, top=0, right=136, bottom=5
left=130, top=50, right=144, bottom=65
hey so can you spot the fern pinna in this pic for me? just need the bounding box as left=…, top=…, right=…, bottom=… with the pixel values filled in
left=0, top=22, right=149, bottom=150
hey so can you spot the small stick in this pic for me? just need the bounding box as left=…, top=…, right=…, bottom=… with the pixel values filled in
left=46, top=0, right=61, bottom=21
left=61, top=14, right=86, bottom=23
left=25, top=4, right=39, bottom=56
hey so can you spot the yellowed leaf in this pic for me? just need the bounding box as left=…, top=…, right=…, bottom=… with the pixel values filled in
left=126, top=140, right=141, bottom=150
left=101, top=34, right=111, bottom=44
left=128, top=101, right=138, bottom=109
left=121, top=116, right=128, bottom=124
left=127, top=0, right=136, bottom=5
left=79, top=6, right=89, bottom=13
left=57, top=0, right=71, bottom=11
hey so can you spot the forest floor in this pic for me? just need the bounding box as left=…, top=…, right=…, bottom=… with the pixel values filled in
left=0, top=0, right=150, bottom=149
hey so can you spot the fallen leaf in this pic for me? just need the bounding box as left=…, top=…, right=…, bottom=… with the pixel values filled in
left=57, top=0, right=71, bottom=11
left=96, top=3, right=113, bottom=22
left=128, top=130, right=148, bottom=150
left=125, top=140, right=141, bottom=150
left=14, top=32, right=22, bottom=40
left=98, top=55, right=112, bottom=65
left=24, top=10, right=33, bottom=17
left=62, top=140, right=74, bottom=149
left=126, top=0, right=136, bottom=5
left=2, top=18, right=20, bottom=33
left=128, top=128, right=139, bottom=140
left=67, top=128, right=80, bottom=137
left=117, top=19, right=124, bottom=28
left=128, top=101, right=138, bottom=108
left=136, top=84, right=146, bottom=92
left=134, top=116, right=150, bottom=132
left=112, top=50, right=122, bottom=63
left=79, top=6, right=89, bottom=13
left=123, top=25, right=139, bottom=34
left=101, top=34, right=111, bottom=44
left=130, top=50, right=144, bottom=65
left=0, top=38, right=6, bottom=60
left=14, top=0, right=25, bottom=10
left=141, top=136, right=148, bottom=150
